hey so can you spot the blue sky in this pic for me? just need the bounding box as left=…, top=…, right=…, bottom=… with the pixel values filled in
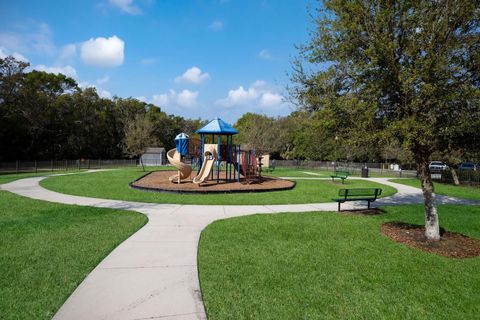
left=0, top=0, right=313, bottom=122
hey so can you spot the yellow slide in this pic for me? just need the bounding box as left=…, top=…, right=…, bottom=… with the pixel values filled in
left=167, top=148, right=192, bottom=183
left=193, top=144, right=218, bottom=184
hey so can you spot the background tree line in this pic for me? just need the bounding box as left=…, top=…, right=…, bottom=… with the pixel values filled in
left=0, top=55, right=414, bottom=165
left=233, top=111, right=415, bottom=164
left=0, top=56, right=204, bottom=162
left=1, top=53, right=477, bottom=168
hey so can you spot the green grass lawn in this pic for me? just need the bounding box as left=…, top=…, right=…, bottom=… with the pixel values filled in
left=0, top=172, right=60, bottom=184
left=268, top=167, right=331, bottom=177
left=0, top=167, right=170, bottom=185
left=391, top=178, right=480, bottom=201
left=269, top=166, right=406, bottom=179
left=199, top=204, right=480, bottom=320
left=40, top=168, right=396, bottom=205
left=0, top=191, right=147, bottom=319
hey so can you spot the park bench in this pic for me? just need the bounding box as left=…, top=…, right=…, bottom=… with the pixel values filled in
left=332, top=188, right=382, bottom=211
left=330, top=170, right=349, bottom=184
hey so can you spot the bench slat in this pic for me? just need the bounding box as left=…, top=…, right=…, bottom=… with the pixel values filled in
left=338, top=188, right=382, bottom=197
left=332, top=188, right=382, bottom=211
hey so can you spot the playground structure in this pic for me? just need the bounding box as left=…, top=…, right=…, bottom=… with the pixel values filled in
left=193, top=144, right=217, bottom=184
left=166, top=118, right=265, bottom=186
left=166, top=148, right=192, bottom=183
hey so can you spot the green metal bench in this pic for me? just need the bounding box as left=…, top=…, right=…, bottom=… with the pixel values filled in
left=330, top=170, right=349, bottom=184
left=332, top=188, right=382, bottom=211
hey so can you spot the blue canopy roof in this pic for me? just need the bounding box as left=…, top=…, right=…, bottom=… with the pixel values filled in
left=195, top=117, right=238, bottom=135
left=174, top=133, right=189, bottom=156
left=175, top=132, right=189, bottom=140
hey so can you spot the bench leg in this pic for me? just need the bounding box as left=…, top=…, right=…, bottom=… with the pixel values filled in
left=338, top=202, right=341, bottom=212
left=342, top=178, right=345, bottom=184
left=368, top=200, right=371, bottom=209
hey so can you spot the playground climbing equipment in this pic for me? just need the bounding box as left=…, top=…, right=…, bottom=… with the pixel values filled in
left=167, top=117, right=265, bottom=186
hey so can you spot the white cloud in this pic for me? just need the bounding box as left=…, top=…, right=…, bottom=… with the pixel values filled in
left=177, top=89, right=199, bottom=107
left=0, top=23, right=55, bottom=57
left=252, top=79, right=267, bottom=88
left=98, top=88, right=112, bottom=99
left=79, top=81, right=112, bottom=99
left=32, top=23, right=55, bottom=56
left=209, top=20, right=224, bottom=31
left=0, top=32, right=23, bottom=53
left=216, top=80, right=284, bottom=109
left=152, top=90, right=172, bottom=107
left=33, top=64, right=77, bottom=78
left=140, top=58, right=156, bottom=65
left=217, top=86, right=258, bottom=107
left=108, top=0, right=142, bottom=15
left=152, top=89, right=199, bottom=108
left=96, top=75, right=110, bottom=85
left=59, top=44, right=76, bottom=61
left=175, top=67, right=210, bottom=84
left=259, top=49, right=271, bottom=60
left=135, top=96, right=147, bottom=102
left=0, top=47, right=29, bottom=62
left=80, top=35, right=125, bottom=67
left=259, top=92, right=282, bottom=107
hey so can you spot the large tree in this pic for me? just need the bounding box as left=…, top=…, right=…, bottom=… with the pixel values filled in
left=123, top=113, right=160, bottom=158
left=291, top=0, right=480, bottom=240
left=234, top=113, right=279, bottom=153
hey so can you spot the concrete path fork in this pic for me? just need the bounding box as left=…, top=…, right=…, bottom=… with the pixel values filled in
left=1, top=175, right=478, bottom=320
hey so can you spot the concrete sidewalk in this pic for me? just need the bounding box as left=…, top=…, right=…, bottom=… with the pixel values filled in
left=1, top=176, right=477, bottom=320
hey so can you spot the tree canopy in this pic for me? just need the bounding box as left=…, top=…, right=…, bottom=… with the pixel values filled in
left=0, top=56, right=204, bottom=161
left=290, top=0, right=480, bottom=240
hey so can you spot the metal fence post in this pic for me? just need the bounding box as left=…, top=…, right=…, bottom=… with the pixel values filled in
left=51, top=160, right=54, bottom=172
left=16, top=161, right=18, bottom=174
left=65, top=160, right=68, bottom=171
left=35, top=160, right=37, bottom=173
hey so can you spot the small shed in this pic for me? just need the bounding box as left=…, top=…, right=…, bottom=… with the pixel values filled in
left=140, top=147, right=166, bottom=166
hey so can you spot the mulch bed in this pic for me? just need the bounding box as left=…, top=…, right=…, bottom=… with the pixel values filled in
left=131, top=170, right=295, bottom=194
left=381, top=221, right=480, bottom=258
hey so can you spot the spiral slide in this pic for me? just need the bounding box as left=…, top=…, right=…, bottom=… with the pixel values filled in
left=193, top=144, right=218, bottom=184
left=167, top=148, right=192, bottom=183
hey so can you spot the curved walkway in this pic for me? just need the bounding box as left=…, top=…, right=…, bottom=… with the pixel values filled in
left=1, top=175, right=477, bottom=320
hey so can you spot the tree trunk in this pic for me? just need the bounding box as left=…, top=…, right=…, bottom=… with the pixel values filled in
left=450, top=168, right=460, bottom=185
left=417, top=157, right=440, bottom=241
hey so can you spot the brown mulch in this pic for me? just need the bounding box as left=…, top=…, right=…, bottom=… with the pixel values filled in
left=339, top=208, right=386, bottom=216
left=381, top=221, right=480, bottom=259
left=131, top=170, right=295, bottom=193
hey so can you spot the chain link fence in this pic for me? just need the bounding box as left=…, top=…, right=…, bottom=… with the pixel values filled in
left=275, top=160, right=417, bottom=178
left=0, top=159, right=139, bottom=174
left=431, top=169, right=480, bottom=186
left=277, top=159, right=479, bottom=186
